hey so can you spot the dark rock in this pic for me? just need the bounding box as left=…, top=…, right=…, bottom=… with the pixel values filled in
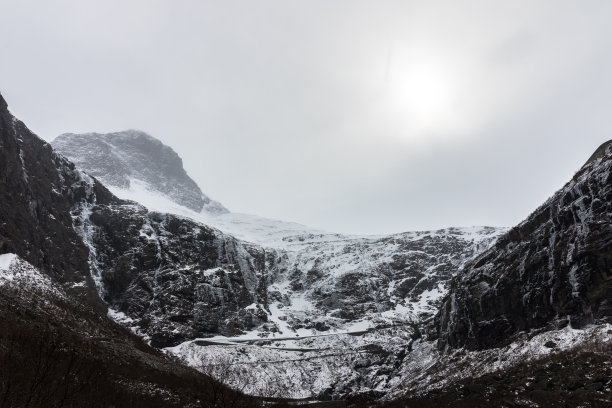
left=0, top=92, right=116, bottom=309
left=437, top=141, right=612, bottom=350
left=544, top=340, right=557, bottom=349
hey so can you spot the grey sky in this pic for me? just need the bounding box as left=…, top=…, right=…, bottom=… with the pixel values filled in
left=2, top=1, right=612, bottom=234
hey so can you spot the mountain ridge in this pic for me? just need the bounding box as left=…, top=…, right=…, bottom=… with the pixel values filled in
left=2, top=89, right=611, bottom=405
left=52, top=130, right=228, bottom=215
left=436, top=138, right=612, bottom=350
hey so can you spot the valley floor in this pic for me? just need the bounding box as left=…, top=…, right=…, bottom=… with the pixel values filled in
left=166, top=320, right=611, bottom=404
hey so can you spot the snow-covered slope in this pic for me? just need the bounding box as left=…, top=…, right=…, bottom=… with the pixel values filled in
left=77, top=173, right=339, bottom=248
left=52, top=130, right=227, bottom=215
left=166, top=321, right=612, bottom=400
left=49, top=129, right=511, bottom=399
left=0, top=253, right=64, bottom=297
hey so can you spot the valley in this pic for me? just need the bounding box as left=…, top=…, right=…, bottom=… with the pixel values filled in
left=0, top=91, right=610, bottom=406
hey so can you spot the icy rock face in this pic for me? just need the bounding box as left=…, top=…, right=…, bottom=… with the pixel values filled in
left=52, top=130, right=228, bottom=214
left=84, top=203, right=270, bottom=347
left=437, top=141, right=612, bottom=350
left=85, top=205, right=501, bottom=348
left=50, top=128, right=506, bottom=336
left=0, top=93, right=267, bottom=348
left=0, top=92, right=115, bottom=300
left=263, top=227, right=503, bottom=332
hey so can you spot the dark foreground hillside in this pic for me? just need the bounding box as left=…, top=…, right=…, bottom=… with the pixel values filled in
left=0, top=262, right=260, bottom=408
left=377, top=340, right=612, bottom=408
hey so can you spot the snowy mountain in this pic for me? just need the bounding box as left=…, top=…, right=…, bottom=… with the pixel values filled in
left=2, top=88, right=611, bottom=406
left=49, top=127, right=513, bottom=398
left=0, top=93, right=259, bottom=407
left=53, top=130, right=228, bottom=215
left=51, top=129, right=506, bottom=340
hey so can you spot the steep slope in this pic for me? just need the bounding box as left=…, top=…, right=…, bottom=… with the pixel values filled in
left=436, top=141, right=612, bottom=351
left=50, top=126, right=509, bottom=399
left=0, top=254, right=260, bottom=408
left=51, top=129, right=505, bottom=341
left=0, top=94, right=119, bottom=307
left=53, top=130, right=228, bottom=214
left=0, top=92, right=265, bottom=406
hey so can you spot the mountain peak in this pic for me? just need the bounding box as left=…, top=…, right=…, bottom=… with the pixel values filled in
left=584, top=139, right=612, bottom=167
left=52, top=130, right=228, bottom=214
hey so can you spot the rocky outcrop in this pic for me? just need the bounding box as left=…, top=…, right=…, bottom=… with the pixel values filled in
left=0, top=93, right=121, bottom=308
left=437, top=141, right=612, bottom=350
left=53, top=130, right=228, bottom=214
left=49, top=128, right=506, bottom=339
left=0, top=92, right=267, bottom=348
left=83, top=202, right=270, bottom=347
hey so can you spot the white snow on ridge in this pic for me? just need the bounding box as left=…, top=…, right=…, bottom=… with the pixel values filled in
left=106, top=177, right=506, bottom=251
left=165, top=322, right=612, bottom=400
left=0, top=254, right=66, bottom=299
left=106, top=178, right=337, bottom=247
left=0, top=253, right=17, bottom=271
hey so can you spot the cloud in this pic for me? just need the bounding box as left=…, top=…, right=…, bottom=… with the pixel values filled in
left=1, top=0, right=611, bottom=234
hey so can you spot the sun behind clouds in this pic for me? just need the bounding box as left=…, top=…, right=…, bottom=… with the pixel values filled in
left=379, top=50, right=472, bottom=143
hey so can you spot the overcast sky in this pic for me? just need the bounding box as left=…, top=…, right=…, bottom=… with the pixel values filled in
left=1, top=1, right=612, bottom=234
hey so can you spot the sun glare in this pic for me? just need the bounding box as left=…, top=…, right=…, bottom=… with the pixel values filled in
left=381, top=57, right=465, bottom=141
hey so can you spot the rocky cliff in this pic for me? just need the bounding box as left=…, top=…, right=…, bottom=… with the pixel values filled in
left=83, top=202, right=270, bottom=347
left=0, top=93, right=121, bottom=307
left=50, top=128, right=505, bottom=344
left=0, top=92, right=263, bottom=406
left=437, top=141, right=612, bottom=350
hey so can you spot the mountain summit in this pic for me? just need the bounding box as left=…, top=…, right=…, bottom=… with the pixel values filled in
left=52, top=130, right=228, bottom=214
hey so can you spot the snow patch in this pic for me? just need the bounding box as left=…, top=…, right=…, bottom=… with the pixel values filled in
left=0, top=253, right=17, bottom=271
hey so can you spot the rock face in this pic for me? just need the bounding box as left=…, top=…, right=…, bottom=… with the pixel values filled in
left=437, top=141, right=612, bottom=350
left=48, top=124, right=509, bottom=353
left=53, top=130, right=228, bottom=214
left=83, top=203, right=270, bottom=347
left=0, top=93, right=119, bottom=307
left=49, top=126, right=506, bottom=342
left=0, top=92, right=268, bottom=348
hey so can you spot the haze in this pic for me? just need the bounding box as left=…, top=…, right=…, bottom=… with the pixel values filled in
left=1, top=0, right=611, bottom=234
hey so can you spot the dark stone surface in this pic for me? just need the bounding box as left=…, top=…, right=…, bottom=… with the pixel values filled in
left=0, top=92, right=116, bottom=307
left=84, top=203, right=270, bottom=347
left=437, top=142, right=612, bottom=350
